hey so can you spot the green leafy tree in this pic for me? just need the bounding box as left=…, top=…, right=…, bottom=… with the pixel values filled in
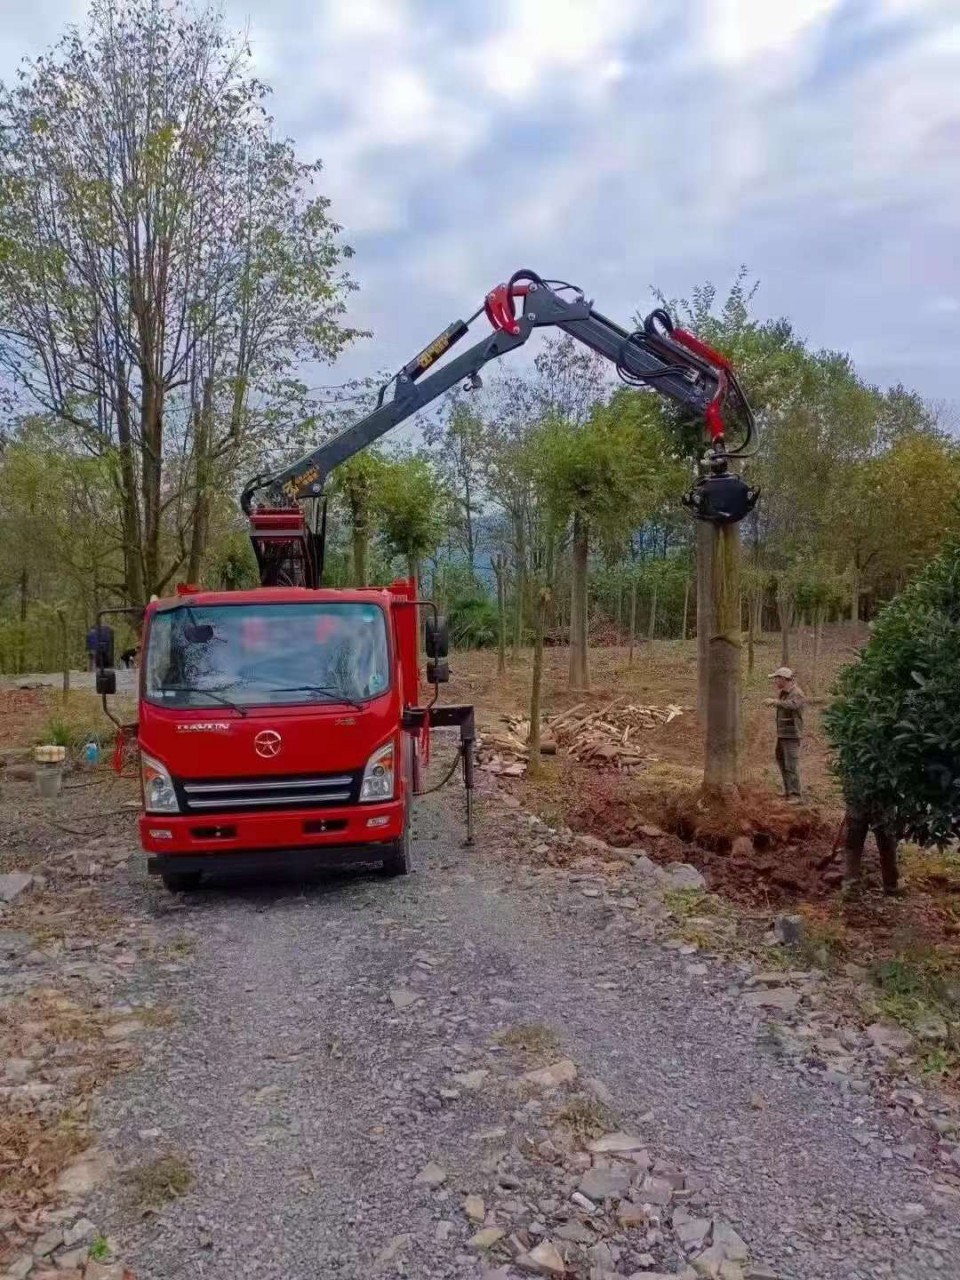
left=375, top=456, right=450, bottom=590
left=540, top=390, right=682, bottom=690
left=0, top=0, right=359, bottom=601
left=332, top=452, right=387, bottom=586
left=824, top=538, right=960, bottom=845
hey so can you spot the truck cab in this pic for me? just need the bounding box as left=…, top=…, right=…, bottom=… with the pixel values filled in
left=135, top=580, right=422, bottom=890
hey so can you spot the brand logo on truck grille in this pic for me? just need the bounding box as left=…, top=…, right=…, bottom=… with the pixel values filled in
left=254, top=730, right=282, bottom=758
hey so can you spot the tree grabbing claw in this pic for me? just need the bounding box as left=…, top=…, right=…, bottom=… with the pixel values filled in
left=684, top=467, right=760, bottom=525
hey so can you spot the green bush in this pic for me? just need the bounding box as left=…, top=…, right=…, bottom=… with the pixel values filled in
left=448, top=594, right=498, bottom=649
left=824, top=538, right=960, bottom=845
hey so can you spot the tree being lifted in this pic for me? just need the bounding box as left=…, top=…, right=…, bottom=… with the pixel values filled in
left=824, top=537, right=960, bottom=849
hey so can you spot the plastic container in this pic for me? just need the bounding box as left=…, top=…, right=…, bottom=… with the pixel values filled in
left=36, top=765, right=64, bottom=799
left=84, top=739, right=100, bottom=766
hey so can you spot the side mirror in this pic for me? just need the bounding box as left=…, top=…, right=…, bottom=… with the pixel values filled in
left=96, top=668, right=117, bottom=696
left=184, top=623, right=214, bottom=644
left=96, top=625, right=115, bottom=669
left=425, top=616, right=449, bottom=660
left=427, top=658, right=450, bottom=684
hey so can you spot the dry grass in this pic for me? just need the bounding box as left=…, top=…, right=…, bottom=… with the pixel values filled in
left=130, top=1153, right=192, bottom=1210
left=0, top=1110, right=89, bottom=1207
left=553, top=1095, right=618, bottom=1143
left=134, top=1004, right=177, bottom=1029
left=494, top=1021, right=562, bottom=1064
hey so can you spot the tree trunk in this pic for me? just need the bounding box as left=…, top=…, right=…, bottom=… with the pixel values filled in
left=777, top=585, right=793, bottom=667
left=617, top=584, right=624, bottom=644
left=57, top=607, right=70, bottom=704
left=140, top=380, right=164, bottom=597
left=527, top=585, right=550, bottom=778
left=568, top=512, right=590, bottom=691
left=850, top=562, right=860, bottom=625
left=681, top=577, right=690, bottom=642
left=115, top=382, right=146, bottom=606
left=512, top=564, right=525, bottom=660
left=647, top=578, right=659, bottom=646
left=187, top=376, right=215, bottom=584
left=352, top=528, right=369, bottom=586
left=812, top=606, right=824, bottom=695
left=747, top=588, right=756, bottom=676
left=628, top=576, right=638, bottom=666
left=408, top=555, right=422, bottom=663
left=494, top=555, right=507, bottom=677
left=696, top=520, right=714, bottom=718
left=703, top=522, right=742, bottom=795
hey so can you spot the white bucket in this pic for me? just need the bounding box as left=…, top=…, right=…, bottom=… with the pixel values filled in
left=36, top=766, right=64, bottom=799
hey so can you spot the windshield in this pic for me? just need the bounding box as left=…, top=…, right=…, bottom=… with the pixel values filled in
left=144, top=601, right=390, bottom=709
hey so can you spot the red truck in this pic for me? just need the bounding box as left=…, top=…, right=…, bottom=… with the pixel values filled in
left=97, top=269, right=756, bottom=889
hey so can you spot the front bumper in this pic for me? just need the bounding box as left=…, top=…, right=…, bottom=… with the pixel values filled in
left=139, top=797, right=404, bottom=860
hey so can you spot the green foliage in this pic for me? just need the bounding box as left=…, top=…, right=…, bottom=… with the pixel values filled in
left=824, top=538, right=960, bottom=844
left=210, top=533, right=259, bottom=591
left=88, top=1238, right=111, bottom=1263
left=375, top=456, right=451, bottom=568
left=539, top=391, right=682, bottom=552
left=448, top=594, right=498, bottom=649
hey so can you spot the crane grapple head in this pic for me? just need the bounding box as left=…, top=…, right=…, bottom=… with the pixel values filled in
left=684, top=468, right=760, bottom=524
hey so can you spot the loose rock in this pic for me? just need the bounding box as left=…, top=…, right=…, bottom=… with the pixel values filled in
left=414, top=1160, right=448, bottom=1188
left=523, top=1059, right=577, bottom=1089
left=469, top=1226, right=506, bottom=1250
left=0, top=872, right=34, bottom=903
left=519, top=1240, right=567, bottom=1275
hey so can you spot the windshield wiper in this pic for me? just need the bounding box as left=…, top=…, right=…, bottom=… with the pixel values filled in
left=261, top=684, right=365, bottom=710
left=162, top=685, right=248, bottom=717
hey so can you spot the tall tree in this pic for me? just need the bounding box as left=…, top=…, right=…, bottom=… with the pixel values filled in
left=376, top=456, right=450, bottom=591
left=332, top=452, right=387, bottom=586
left=540, top=390, right=682, bottom=690
left=0, top=0, right=359, bottom=601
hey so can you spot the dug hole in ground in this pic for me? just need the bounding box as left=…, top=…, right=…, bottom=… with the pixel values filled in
left=1, top=632, right=960, bottom=1280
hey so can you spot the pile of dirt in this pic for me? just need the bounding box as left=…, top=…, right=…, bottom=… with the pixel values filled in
left=567, top=778, right=845, bottom=907
left=0, top=687, right=44, bottom=750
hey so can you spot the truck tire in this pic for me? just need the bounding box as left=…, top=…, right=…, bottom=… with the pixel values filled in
left=381, top=821, right=412, bottom=877
left=382, top=739, right=414, bottom=877
left=161, top=871, right=202, bottom=893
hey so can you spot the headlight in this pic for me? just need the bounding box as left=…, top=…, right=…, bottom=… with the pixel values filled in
left=360, top=741, right=395, bottom=803
left=141, top=753, right=180, bottom=814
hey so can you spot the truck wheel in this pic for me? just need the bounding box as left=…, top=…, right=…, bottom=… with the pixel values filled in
left=381, top=817, right=412, bottom=877
left=161, top=871, right=202, bottom=893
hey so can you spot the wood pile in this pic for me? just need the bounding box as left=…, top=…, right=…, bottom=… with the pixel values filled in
left=477, top=696, right=686, bottom=776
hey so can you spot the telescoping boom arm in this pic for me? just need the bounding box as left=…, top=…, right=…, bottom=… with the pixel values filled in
left=241, top=269, right=757, bottom=587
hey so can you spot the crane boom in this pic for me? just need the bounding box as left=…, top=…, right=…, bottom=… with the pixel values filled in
left=241, top=270, right=757, bottom=588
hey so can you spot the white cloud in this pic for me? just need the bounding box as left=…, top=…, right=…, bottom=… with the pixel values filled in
left=3, top=0, right=960, bottom=403
left=462, top=0, right=652, bottom=101
left=700, top=0, right=839, bottom=68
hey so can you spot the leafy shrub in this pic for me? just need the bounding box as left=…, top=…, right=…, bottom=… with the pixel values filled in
left=448, top=594, right=498, bottom=649
left=824, top=538, right=960, bottom=845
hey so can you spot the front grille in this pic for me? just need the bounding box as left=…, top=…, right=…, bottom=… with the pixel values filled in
left=175, top=770, right=362, bottom=814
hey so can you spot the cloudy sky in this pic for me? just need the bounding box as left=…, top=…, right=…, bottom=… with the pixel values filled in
left=3, top=0, right=960, bottom=405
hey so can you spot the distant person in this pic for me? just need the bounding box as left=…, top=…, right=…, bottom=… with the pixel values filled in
left=120, top=646, right=139, bottom=669
left=765, top=666, right=805, bottom=803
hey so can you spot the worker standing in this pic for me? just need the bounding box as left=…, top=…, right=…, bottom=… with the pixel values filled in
left=840, top=791, right=902, bottom=897
left=765, top=666, right=805, bottom=803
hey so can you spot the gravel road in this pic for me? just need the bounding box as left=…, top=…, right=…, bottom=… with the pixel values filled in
left=93, top=789, right=960, bottom=1280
